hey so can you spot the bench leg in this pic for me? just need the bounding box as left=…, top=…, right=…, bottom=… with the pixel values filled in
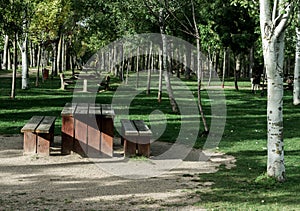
left=23, top=132, right=37, bottom=154
left=137, top=136, right=150, bottom=157
left=61, top=116, right=74, bottom=155
left=138, top=143, right=150, bottom=157
left=124, top=140, right=137, bottom=157
left=37, top=133, right=51, bottom=156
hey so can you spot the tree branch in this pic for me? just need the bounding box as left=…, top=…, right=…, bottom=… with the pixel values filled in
left=274, top=2, right=294, bottom=39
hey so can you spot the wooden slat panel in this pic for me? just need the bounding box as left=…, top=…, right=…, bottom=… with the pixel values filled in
left=21, top=116, right=44, bottom=133
left=61, top=103, right=77, bottom=116
left=37, top=133, right=51, bottom=155
left=101, top=118, right=113, bottom=157
left=36, top=116, right=56, bottom=133
left=121, top=119, right=138, bottom=136
left=61, top=116, right=75, bottom=155
left=133, top=120, right=152, bottom=136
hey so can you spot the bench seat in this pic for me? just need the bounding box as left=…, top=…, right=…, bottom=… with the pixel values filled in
left=121, top=119, right=152, bottom=157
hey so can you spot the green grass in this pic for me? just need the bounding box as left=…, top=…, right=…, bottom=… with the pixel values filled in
left=194, top=85, right=300, bottom=210
left=0, top=70, right=299, bottom=210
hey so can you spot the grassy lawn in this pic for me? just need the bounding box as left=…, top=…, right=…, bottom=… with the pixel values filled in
left=0, top=70, right=299, bottom=210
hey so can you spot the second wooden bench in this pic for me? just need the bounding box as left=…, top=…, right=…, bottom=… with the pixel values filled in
left=121, top=119, right=152, bottom=157
left=21, top=116, right=56, bottom=156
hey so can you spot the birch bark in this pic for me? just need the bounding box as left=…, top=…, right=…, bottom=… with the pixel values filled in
left=259, top=0, right=293, bottom=182
left=293, top=9, right=300, bottom=105
left=20, top=34, right=29, bottom=89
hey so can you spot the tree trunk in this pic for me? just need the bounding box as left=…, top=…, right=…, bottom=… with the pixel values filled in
left=136, top=47, right=140, bottom=89
left=259, top=0, right=293, bottom=182
left=2, top=35, right=9, bottom=70
left=185, top=45, right=191, bottom=79
left=57, top=34, right=63, bottom=74
left=11, top=33, right=17, bottom=99
left=8, top=48, right=12, bottom=70
left=196, top=38, right=209, bottom=133
left=20, top=34, right=29, bottom=90
left=159, top=8, right=178, bottom=113
left=147, top=42, right=153, bottom=95
left=249, top=47, right=254, bottom=78
left=158, top=49, right=163, bottom=102
left=35, top=45, right=42, bottom=87
left=234, top=54, right=240, bottom=91
left=120, top=44, right=124, bottom=81
left=52, top=43, right=58, bottom=77
left=293, top=9, right=300, bottom=105
left=222, top=48, right=227, bottom=88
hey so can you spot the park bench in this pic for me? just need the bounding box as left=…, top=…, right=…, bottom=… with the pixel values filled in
left=21, top=116, right=56, bottom=156
left=121, top=119, right=152, bottom=157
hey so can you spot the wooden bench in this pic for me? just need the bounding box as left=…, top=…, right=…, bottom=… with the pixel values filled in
left=21, top=116, right=56, bottom=156
left=121, top=119, right=152, bottom=157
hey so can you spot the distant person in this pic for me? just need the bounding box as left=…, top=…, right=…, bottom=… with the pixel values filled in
left=251, top=74, right=260, bottom=93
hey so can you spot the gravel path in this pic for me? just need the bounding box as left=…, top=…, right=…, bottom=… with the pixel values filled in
left=0, top=135, right=235, bottom=210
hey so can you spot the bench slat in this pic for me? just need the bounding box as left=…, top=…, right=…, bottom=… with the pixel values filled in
left=102, top=104, right=115, bottom=118
left=121, top=119, right=138, bottom=136
left=75, top=103, right=89, bottom=115
left=133, top=120, right=152, bottom=136
left=36, top=116, right=56, bottom=133
left=89, top=103, right=101, bottom=115
left=61, top=103, right=77, bottom=116
left=21, top=116, right=44, bottom=133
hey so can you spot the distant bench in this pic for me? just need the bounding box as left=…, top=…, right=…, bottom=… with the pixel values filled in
left=121, top=119, right=152, bottom=157
left=21, top=116, right=56, bottom=156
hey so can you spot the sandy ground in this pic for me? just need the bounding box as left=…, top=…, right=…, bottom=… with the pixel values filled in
left=0, top=135, right=235, bottom=210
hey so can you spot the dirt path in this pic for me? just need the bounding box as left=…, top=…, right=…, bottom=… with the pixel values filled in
left=0, top=135, right=235, bottom=210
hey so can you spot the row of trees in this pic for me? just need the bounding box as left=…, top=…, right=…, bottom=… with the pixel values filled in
left=1, top=0, right=300, bottom=182
left=0, top=1, right=267, bottom=89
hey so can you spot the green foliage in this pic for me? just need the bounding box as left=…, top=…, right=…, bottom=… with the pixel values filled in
left=30, top=0, right=71, bottom=43
left=211, top=1, right=258, bottom=54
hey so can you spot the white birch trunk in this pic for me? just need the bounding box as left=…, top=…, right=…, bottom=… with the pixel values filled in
left=259, top=0, right=293, bottom=182
left=159, top=9, right=178, bottom=112
left=136, top=46, right=140, bottom=89
left=20, top=34, right=29, bottom=90
left=11, top=33, right=17, bottom=99
left=293, top=9, right=300, bottom=105
left=222, top=48, right=227, bottom=88
left=158, top=49, right=163, bottom=102
left=147, top=42, right=153, bottom=95
left=2, top=35, right=9, bottom=70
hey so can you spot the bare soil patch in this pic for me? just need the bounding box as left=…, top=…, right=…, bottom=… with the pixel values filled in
left=0, top=135, right=235, bottom=210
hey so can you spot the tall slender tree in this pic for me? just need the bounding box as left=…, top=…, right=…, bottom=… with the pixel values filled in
left=293, top=7, right=300, bottom=105
left=259, top=0, right=293, bottom=182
